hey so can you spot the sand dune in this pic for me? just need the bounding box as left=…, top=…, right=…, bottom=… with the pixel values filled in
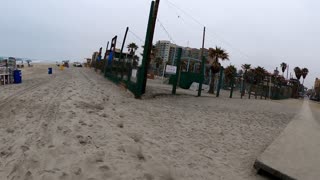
left=0, top=64, right=301, bottom=180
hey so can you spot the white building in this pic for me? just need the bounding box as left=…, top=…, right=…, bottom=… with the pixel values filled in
left=155, top=40, right=181, bottom=65
left=155, top=40, right=209, bottom=65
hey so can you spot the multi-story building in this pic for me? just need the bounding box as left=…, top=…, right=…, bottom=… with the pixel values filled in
left=155, top=40, right=210, bottom=65
left=315, top=78, right=320, bottom=92
left=155, top=40, right=171, bottom=63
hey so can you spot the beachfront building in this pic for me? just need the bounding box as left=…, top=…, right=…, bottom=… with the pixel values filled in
left=315, top=78, right=320, bottom=97
left=155, top=40, right=181, bottom=65
left=315, top=78, right=320, bottom=88
left=155, top=40, right=210, bottom=65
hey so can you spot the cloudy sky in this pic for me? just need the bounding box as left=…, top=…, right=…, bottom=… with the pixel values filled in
left=0, top=0, right=319, bottom=87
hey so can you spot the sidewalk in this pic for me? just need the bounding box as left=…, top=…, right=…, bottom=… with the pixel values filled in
left=254, top=100, right=320, bottom=180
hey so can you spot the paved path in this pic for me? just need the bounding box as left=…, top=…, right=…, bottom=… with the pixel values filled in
left=255, top=100, right=320, bottom=180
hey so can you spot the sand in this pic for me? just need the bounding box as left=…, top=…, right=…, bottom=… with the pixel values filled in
left=0, top=64, right=302, bottom=180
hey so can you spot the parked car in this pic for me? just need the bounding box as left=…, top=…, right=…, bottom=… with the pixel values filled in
left=73, top=62, right=83, bottom=67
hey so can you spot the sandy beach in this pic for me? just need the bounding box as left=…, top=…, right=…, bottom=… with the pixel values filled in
left=0, top=64, right=303, bottom=180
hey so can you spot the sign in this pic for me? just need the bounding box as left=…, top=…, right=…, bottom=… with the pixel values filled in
left=108, top=52, right=114, bottom=66
left=131, top=69, right=137, bottom=78
left=165, top=65, right=177, bottom=74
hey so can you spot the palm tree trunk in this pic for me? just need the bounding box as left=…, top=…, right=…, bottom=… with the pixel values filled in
left=208, top=74, right=215, bottom=94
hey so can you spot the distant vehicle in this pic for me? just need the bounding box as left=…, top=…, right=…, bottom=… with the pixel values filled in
left=62, top=60, right=70, bottom=68
left=73, top=62, right=83, bottom=67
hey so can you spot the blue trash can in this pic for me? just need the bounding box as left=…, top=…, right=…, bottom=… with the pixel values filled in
left=48, top=67, right=52, bottom=74
left=14, top=70, right=22, bottom=84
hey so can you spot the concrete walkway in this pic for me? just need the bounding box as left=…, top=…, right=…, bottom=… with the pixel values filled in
left=254, top=100, right=320, bottom=180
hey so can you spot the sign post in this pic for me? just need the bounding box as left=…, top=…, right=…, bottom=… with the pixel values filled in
left=172, top=48, right=182, bottom=95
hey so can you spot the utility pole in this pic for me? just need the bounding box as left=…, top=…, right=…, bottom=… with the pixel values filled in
left=269, top=76, right=272, bottom=99
left=287, top=64, right=290, bottom=79
left=104, top=41, right=110, bottom=60
left=119, top=27, right=129, bottom=80
left=141, top=0, right=160, bottom=94
left=198, top=26, right=206, bottom=97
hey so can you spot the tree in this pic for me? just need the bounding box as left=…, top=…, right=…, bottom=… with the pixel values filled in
left=154, top=57, right=163, bottom=68
left=208, top=46, right=229, bottom=94
left=294, top=67, right=302, bottom=80
left=301, top=68, right=309, bottom=85
left=253, top=66, right=267, bottom=84
left=241, top=64, right=251, bottom=81
left=224, top=65, right=237, bottom=86
left=280, top=62, right=287, bottom=75
left=241, top=64, right=251, bottom=72
left=132, top=55, right=139, bottom=68
left=127, top=43, right=138, bottom=55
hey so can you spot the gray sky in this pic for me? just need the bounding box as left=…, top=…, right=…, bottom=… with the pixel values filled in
left=1, top=0, right=319, bottom=87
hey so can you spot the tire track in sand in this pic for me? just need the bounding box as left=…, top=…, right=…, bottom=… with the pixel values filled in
left=0, top=75, right=57, bottom=110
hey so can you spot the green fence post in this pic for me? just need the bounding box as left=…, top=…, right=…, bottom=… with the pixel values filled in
left=216, top=66, right=224, bottom=97
left=136, top=1, right=155, bottom=98
left=141, top=0, right=160, bottom=94
left=172, top=48, right=182, bottom=95
left=229, top=76, right=235, bottom=98
left=241, top=76, right=245, bottom=99
left=197, top=56, right=205, bottom=97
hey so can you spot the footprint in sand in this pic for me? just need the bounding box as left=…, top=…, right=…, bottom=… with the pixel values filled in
left=24, top=171, right=33, bottom=180
left=21, top=145, right=30, bottom=152
left=100, top=113, right=109, bottom=118
left=99, top=165, right=110, bottom=171
left=144, top=173, right=155, bottom=180
left=117, top=122, right=124, bottom=128
left=57, top=126, right=72, bottom=135
left=71, top=167, right=82, bottom=175
left=26, top=114, right=33, bottom=119
left=98, top=165, right=113, bottom=178
left=78, top=120, right=87, bottom=126
left=6, top=128, right=15, bottom=133
left=59, top=172, right=69, bottom=180
left=129, top=133, right=142, bottom=143
left=76, top=135, right=92, bottom=145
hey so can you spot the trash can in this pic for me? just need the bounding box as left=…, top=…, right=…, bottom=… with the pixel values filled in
left=48, top=67, right=53, bottom=74
left=14, top=70, right=22, bottom=84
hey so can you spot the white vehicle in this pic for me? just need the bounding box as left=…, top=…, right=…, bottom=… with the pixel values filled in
left=73, top=62, right=83, bottom=67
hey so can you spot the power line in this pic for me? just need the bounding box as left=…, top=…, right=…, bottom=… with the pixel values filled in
left=163, top=0, right=252, bottom=60
left=128, top=29, right=145, bottom=44
left=116, top=40, right=123, bottom=47
left=157, top=18, right=176, bottom=44
left=164, top=0, right=204, bottom=27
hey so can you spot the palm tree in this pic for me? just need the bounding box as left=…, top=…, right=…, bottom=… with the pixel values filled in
left=253, top=66, right=267, bottom=84
left=208, top=46, right=229, bottom=94
left=280, top=62, right=287, bottom=75
left=241, top=64, right=251, bottom=82
left=241, top=64, right=251, bottom=72
left=294, top=67, right=302, bottom=81
left=224, top=65, right=237, bottom=86
left=301, top=68, right=309, bottom=85
left=127, top=43, right=138, bottom=55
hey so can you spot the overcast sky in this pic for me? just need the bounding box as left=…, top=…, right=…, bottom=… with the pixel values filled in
left=0, top=0, right=319, bottom=87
